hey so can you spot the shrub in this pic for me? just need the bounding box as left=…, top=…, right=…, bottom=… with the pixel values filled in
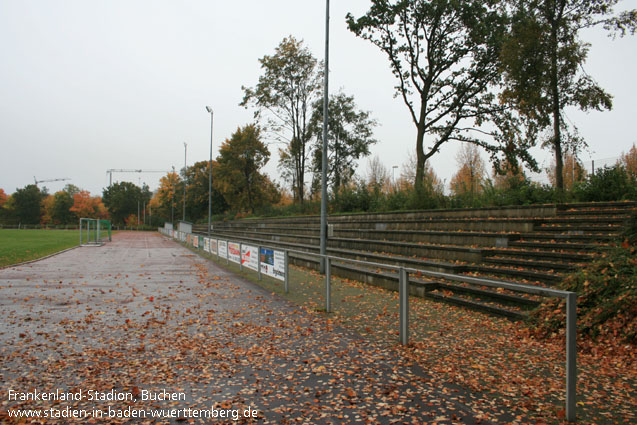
left=530, top=245, right=637, bottom=345
left=573, top=164, right=637, bottom=202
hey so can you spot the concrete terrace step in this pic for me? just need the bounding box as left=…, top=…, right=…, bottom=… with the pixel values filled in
left=515, top=232, right=616, bottom=243
left=508, top=241, right=606, bottom=252
left=557, top=201, right=636, bottom=212
left=533, top=224, right=623, bottom=234
left=534, top=216, right=630, bottom=225
left=483, top=256, right=577, bottom=272
left=557, top=210, right=633, bottom=218
left=467, top=265, right=563, bottom=283
left=328, top=237, right=483, bottom=263
left=329, top=218, right=535, bottom=233
left=328, top=204, right=557, bottom=220
left=328, top=229, right=512, bottom=247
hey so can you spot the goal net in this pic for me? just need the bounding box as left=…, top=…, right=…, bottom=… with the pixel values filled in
left=79, top=218, right=112, bottom=246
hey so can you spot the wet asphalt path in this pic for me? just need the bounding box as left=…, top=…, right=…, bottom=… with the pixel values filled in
left=0, top=232, right=505, bottom=424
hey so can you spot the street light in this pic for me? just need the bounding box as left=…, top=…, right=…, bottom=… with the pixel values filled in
left=319, top=0, right=330, bottom=273
left=205, top=106, right=214, bottom=238
left=183, top=142, right=187, bottom=222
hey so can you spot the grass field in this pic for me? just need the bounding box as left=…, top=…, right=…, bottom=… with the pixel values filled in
left=0, top=229, right=79, bottom=267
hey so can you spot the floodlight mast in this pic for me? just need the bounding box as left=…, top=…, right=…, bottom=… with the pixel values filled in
left=205, top=106, right=214, bottom=238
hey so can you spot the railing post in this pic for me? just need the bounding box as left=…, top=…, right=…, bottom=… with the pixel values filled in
left=257, top=245, right=262, bottom=281
left=399, top=267, right=409, bottom=345
left=284, top=250, right=289, bottom=294
left=240, top=243, right=244, bottom=272
left=325, top=256, right=331, bottom=313
left=566, top=292, right=577, bottom=422
left=226, top=240, right=229, bottom=265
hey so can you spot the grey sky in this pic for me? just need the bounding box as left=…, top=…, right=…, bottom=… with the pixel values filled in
left=1, top=0, right=635, bottom=197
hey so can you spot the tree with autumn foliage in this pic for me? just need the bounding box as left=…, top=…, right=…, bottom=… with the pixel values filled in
left=150, top=171, right=180, bottom=224
left=0, top=188, right=8, bottom=224
left=70, top=190, right=108, bottom=219
left=621, top=143, right=637, bottom=179
left=450, top=143, right=487, bottom=198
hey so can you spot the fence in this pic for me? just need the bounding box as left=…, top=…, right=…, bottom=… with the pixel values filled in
left=159, top=227, right=579, bottom=422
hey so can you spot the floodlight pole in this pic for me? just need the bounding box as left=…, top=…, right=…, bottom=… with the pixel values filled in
left=183, top=142, right=187, bottom=222
left=171, top=166, right=175, bottom=224
left=206, top=106, right=214, bottom=238
left=319, top=0, right=330, bottom=273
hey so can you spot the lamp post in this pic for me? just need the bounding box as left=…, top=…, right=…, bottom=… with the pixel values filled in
left=171, top=166, right=175, bottom=224
left=319, top=0, right=330, bottom=273
left=183, top=142, right=187, bottom=222
left=206, top=106, right=214, bottom=238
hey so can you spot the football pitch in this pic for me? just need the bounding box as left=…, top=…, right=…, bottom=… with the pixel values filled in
left=0, top=229, right=79, bottom=267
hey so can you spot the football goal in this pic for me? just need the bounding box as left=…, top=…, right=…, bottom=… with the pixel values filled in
left=79, top=218, right=112, bottom=246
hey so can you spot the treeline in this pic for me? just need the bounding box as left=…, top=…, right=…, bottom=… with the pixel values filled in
left=0, top=140, right=634, bottom=227
left=0, top=183, right=152, bottom=227
left=148, top=144, right=637, bottom=223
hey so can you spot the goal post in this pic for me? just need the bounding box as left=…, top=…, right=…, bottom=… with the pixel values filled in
left=79, top=218, right=112, bottom=246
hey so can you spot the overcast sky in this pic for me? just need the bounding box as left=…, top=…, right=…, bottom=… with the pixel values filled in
left=1, top=0, right=635, bottom=196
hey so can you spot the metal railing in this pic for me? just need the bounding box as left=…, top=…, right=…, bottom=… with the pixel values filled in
left=160, top=228, right=578, bottom=422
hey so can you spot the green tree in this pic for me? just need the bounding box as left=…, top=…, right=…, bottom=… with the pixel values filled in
left=499, top=0, right=636, bottom=192
left=102, top=182, right=149, bottom=225
left=48, top=184, right=81, bottom=224
left=214, top=125, right=279, bottom=213
left=241, top=36, right=322, bottom=204
left=183, top=161, right=228, bottom=222
left=50, top=191, right=75, bottom=224
left=12, top=184, right=44, bottom=224
left=347, top=1, right=533, bottom=196
left=309, top=91, right=378, bottom=195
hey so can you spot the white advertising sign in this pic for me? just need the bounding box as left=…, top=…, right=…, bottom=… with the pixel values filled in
left=241, top=244, right=259, bottom=272
left=228, top=242, right=241, bottom=264
left=218, top=240, right=228, bottom=259
left=259, top=248, right=285, bottom=281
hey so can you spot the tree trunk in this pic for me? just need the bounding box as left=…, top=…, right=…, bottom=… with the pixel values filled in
left=414, top=101, right=428, bottom=194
